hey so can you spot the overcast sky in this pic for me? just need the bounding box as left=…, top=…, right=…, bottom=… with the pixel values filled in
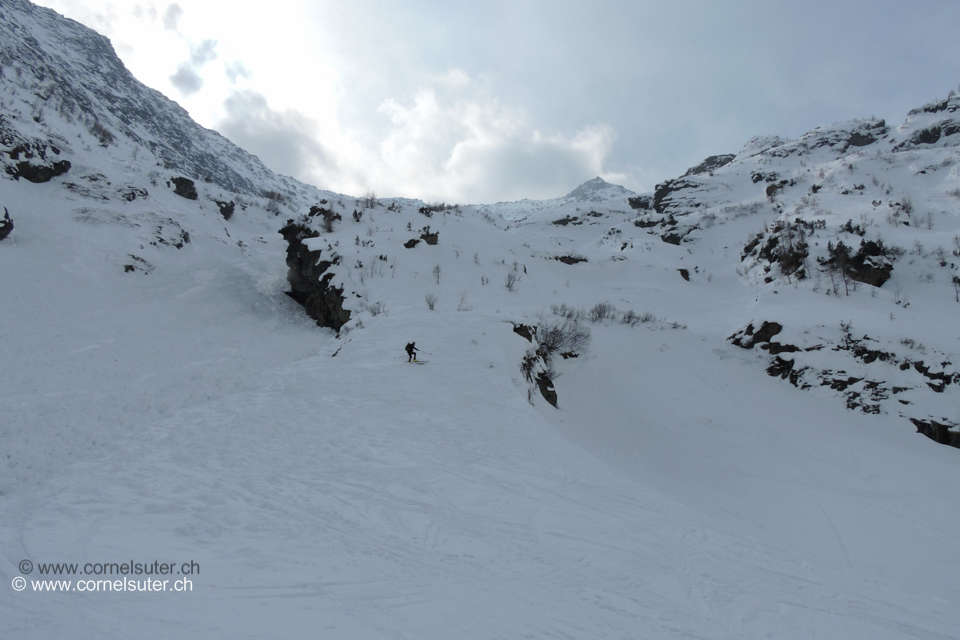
left=33, top=0, right=960, bottom=203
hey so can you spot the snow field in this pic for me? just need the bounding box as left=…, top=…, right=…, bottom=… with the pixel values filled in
left=3, top=181, right=959, bottom=637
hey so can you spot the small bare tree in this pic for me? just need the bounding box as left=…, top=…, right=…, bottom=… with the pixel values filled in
left=620, top=310, right=641, bottom=326
left=362, top=301, right=385, bottom=316
left=588, top=302, right=617, bottom=322
left=900, top=195, right=913, bottom=216
left=538, top=320, right=590, bottom=356
left=432, top=264, right=441, bottom=284
left=319, top=208, right=338, bottom=233
left=425, top=294, right=438, bottom=310
left=505, top=272, right=517, bottom=291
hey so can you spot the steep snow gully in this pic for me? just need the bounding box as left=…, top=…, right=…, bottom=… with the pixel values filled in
left=2, top=1, right=960, bottom=638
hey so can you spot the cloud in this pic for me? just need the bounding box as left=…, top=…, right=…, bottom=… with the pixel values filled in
left=190, top=39, right=218, bottom=66
left=210, top=70, right=617, bottom=202
left=362, top=78, right=615, bottom=202
left=162, top=3, right=182, bottom=31
left=168, top=39, right=217, bottom=97
left=445, top=127, right=615, bottom=203
left=132, top=4, right=157, bottom=22
left=169, top=63, right=203, bottom=96
left=218, top=90, right=332, bottom=180
left=225, top=61, right=251, bottom=85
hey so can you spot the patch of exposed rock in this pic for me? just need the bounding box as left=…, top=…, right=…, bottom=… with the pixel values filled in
left=682, top=154, right=735, bottom=177
left=8, top=158, right=71, bottom=183
left=215, top=200, right=235, bottom=220
left=279, top=220, right=351, bottom=332
left=730, top=321, right=960, bottom=448
left=171, top=176, right=198, bottom=200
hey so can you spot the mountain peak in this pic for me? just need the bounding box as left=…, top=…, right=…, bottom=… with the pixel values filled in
left=563, top=177, right=635, bottom=202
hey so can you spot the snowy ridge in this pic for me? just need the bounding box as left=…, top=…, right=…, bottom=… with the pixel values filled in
left=474, top=176, right=637, bottom=221
left=2, top=2, right=960, bottom=638
left=0, top=0, right=335, bottom=202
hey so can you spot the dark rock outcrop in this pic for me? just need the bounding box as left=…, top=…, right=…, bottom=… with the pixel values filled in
left=512, top=324, right=535, bottom=342
left=627, top=195, right=652, bottom=210
left=682, top=154, right=735, bottom=177
left=911, top=418, right=960, bottom=448
left=653, top=178, right=699, bottom=214
left=0, top=207, right=12, bottom=241
left=729, top=321, right=783, bottom=349
left=751, top=321, right=783, bottom=345
left=118, top=186, right=148, bottom=201
left=403, top=238, right=420, bottom=249
left=799, top=119, right=889, bottom=154
left=536, top=372, right=558, bottom=407
left=847, top=131, right=879, bottom=147
left=741, top=219, right=816, bottom=281
left=842, top=120, right=888, bottom=149
left=171, top=176, right=198, bottom=200
left=751, top=171, right=780, bottom=184
left=122, top=254, right=153, bottom=274
left=279, top=221, right=351, bottom=332
left=661, top=225, right=698, bottom=245
left=661, top=232, right=682, bottom=245
left=4, top=140, right=72, bottom=183
left=848, top=258, right=893, bottom=288
left=819, top=239, right=896, bottom=288
left=765, top=342, right=800, bottom=355
left=633, top=216, right=660, bottom=228
left=555, top=255, right=588, bottom=265
left=892, top=95, right=960, bottom=150
left=420, top=231, right=439, bottom=245
left=8, top=159, right=71, bottom=182
left=215, top=200, right=235, bottom=220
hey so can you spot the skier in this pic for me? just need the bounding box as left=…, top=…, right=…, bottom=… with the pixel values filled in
left=0, top=208, right=12, bottom=242
left=404, top=342, right=419, bottom=362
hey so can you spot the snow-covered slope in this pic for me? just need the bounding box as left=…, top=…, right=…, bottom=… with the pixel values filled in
left=474, top=175, right=637, bottom=221
left=285, top=102, right=960, bottom=442
left=2, top=2, right=960, bottom=638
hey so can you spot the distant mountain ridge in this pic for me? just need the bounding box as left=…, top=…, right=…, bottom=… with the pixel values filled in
left=563, top=176, right=636, bottom=202
left=475, top=176, right=637, bottom=221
